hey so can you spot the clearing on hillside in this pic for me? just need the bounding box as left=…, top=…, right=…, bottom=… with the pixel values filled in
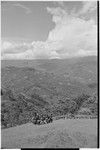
left=1, top=119, right=97, bottom=148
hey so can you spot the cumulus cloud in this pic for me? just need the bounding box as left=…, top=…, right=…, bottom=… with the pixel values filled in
left=1, top=1, right=97, bottom=59
left=46, top=3, right=97, bottom=58
left=2, top=49, right=34, bottom=59
left=1, top=41, right=31, bottom=54
left=78, top=1, right=97, bottom=15
left=1, top=40, right=60, bottom=59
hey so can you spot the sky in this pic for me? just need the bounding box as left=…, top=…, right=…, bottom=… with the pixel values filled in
left=1, top=1, right=97, bottom=59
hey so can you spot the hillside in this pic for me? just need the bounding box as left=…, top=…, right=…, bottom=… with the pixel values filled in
left=1, top=56, right=97, bottom=128
left=2, top=56, right=97, bottom=84
left=1, top=66, right=93, bottom=98
left=1, top=119, right=97, bottom=148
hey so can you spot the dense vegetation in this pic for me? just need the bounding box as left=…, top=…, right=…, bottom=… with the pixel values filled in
left=1, top=88, right=97, bottom=128
left=1, top=56, right=97, bottom=128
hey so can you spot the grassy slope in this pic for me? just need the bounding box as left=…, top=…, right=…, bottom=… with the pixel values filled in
left=2, top=119, right=97, bottom=148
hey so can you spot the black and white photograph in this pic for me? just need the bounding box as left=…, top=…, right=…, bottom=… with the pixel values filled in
left=1, top=0, right=98, bottom=148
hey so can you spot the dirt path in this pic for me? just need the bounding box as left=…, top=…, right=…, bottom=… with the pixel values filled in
left=1, top=119, right=97, bottom=148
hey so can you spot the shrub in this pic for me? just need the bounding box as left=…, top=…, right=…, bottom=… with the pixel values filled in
left=70, top=94, right=90, bottom=114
